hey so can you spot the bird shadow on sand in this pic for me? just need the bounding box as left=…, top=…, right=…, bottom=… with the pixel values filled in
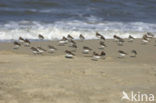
left=84, top=55, right=92, bottom=57
left=91, top=59, right=98, bottom=61
left=98, top=47, right=105, bottom=49
left=130, top=56, right=136, bottom=58
left=117, top=56, right=124, bottom=59
left=65, top=57, right=74, bottom=59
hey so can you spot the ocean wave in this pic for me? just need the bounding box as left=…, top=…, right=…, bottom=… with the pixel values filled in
left=0, top=20, right=155, bottom=40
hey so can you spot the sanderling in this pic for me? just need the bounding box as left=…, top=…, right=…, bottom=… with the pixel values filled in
left=30, top=47, right=39, bottom=55
left=100, top=35, right=105, bottom=41
left=83, top=46, right=92, bottom=54
left=65, top=50, right=75, bottom=58
left=67, top=34, right=74, bottom=40
left=92, top=51, right=106, bottom=61
left=142, top=35, right=149, bottom=44
left=59, top=36, right=68, bottom=46
left=117, top=38, right=124, bottom=46
left=48, top=45, right=57, bottom=53
left=13, top=41, right=21, bottom=49
left=118, top=50, right=128, bottom=58
left=96, top=32, right=102, bottom=39
left=131, top=50, right=137, bottom=57
left=99, top=41, right=107, bottom=49
left=38, top=34, right=44, bottom=40
left=128, top=35, right=135, bottom=42
left=19, top=37, right=25, bottom=43
left=37, top=47, right=46, bottom=54
left=24, top=39, right=31, bottom=47
left=79, top=34, right=85, bottom=41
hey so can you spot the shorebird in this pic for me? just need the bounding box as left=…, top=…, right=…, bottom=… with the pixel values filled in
left=146, top=32, right=154, bottom=39
left=101, top=51, right=106, bottom=58
left=71, top=43, right=77, bottom=49
left=83, top=46, right=92, bottom=54
left=24, top=39, right=31, bottom=47
left=113, top=35, right=124, bottom=45
left=92, top=52, right=101, bottom=60
left=19, top=37, right=25, bottom=43
left=113, top=35, right=120, bottom=42
left=65, top=50, right=75, bottom=58
left=96, top=32, right=102, bottom=39
left=13, top=41, right=21, bottom=49
left=128, top=35, right=135, bottom=42
left=131, top=50, right=137, bottom=57
left=69, top=39, right=76, bottom=47
left=92, top=51, right=106, bottom=60
left=99, top=41, right=107, bottom=49
left=67, top=34, right=73, bottom=40
left=118, top=50, right=128, bottom=58
left=79, top=34, right=85, bottom=41
left=59, top=36, right=68, bottom=46
left=48, top=45, right=57, bottom=53
left=142, top=35, right=149, bottom=44
left=117, top=38, right=124, bottom=46
left=30, top=47, right=39, bottom=55
left=100, top=35, right=105, bottom=41
left=38, top=34, right=44, bottom=40
left=37, top=47, right=46, bottom=54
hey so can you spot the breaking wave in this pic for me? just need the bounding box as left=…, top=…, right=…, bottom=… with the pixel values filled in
left=0, top=19, right=156, bottom=40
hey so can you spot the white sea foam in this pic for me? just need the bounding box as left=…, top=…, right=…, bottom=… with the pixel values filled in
left=0, top=20, right=156, bottom=40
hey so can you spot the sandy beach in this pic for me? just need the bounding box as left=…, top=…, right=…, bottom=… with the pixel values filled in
left=0, top=38, right=156, bottom=103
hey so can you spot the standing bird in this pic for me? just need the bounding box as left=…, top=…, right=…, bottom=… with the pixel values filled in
left=100, top=51, right=106, bottom=59
left=92, top=52, right=101, bottom=61
left=38, top=34, right=44, bottom=40
left=79, top=34, right=85, bottom=41
left=67, top=34, right=73, bottom=40
left=59, top=36, right=68, bottom=46
left=146, top=32, right=154, bottom=39
left=38, top=34, right=44, bottom=47
left=99, top=41, right=107, bottom=49
left=13, top=41, right=21, bottom=49
left=100, top=35, right=105, bottom=41
left=24, top=39, right=31, bottom=47
left=113, top=35, right=120, bottom=42
left=128, top=35, right=135, bottom=42
left=83, top=46, right=92, bottom=54
left=30, top=47, right=39, bottom=55
left=117, top=38, right=124, bottom=46
left=70, top=43, right=77, bottom=50
left=96, top=32, right=102, bottom=39
left=142, top=35, right=149, bottom=44
left=65, top=50, right=75, bottom=58
left=131, top=50, right=137, bottom=57
left=118, top=50, right=128, bottom=58
left=69, top=39, right=76, bottom=47
left=37, top=47, right=46, bottom=54
left=19, top=37, right=25, bottom=43
left=92, top=51, right=106, bottom=61
left=48, top=45, right=57, bottom=53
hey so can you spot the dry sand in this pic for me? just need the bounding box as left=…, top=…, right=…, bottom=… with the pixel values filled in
left=0, top=39, right=156, bottom=103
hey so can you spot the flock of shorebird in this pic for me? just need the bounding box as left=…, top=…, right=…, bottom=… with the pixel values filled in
left=13, top=32, right=155, bottom=60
